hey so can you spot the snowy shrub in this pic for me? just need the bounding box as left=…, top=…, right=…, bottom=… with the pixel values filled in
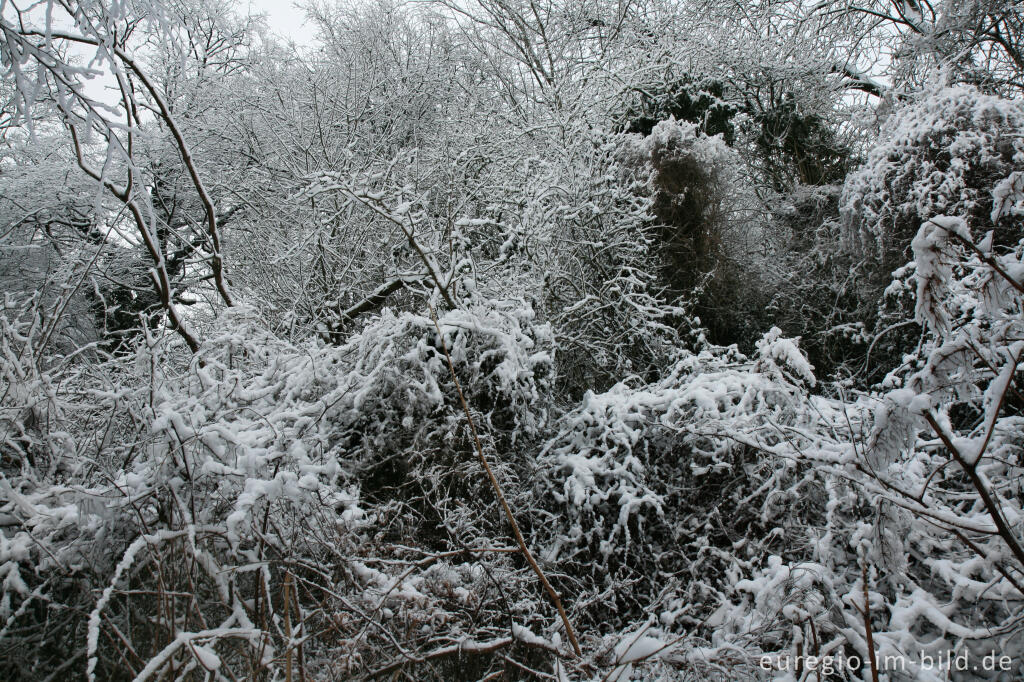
left=842, top=86, right=1024, bottom=270
left=535, top=332, right=824, bottom=636
left=621, top=117, right=769, bottom=350
left=330, top=299, right=554, bottom=447
left=1, top=302, right=566, bottom=679
left=0, top=297, right=148, bottom=676
left=729, top=203, right=1024, bottom=680
left=758, top=185, right=881, bottom=381
left=829, top=86, right=1024, bottom=380
left=620, top=117, right=735, bottom=281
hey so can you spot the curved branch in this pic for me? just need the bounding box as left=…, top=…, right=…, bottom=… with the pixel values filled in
left=26, top=29, right=234, bottom=308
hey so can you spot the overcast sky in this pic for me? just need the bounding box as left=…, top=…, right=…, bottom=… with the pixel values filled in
left=64, top=1, right=315, bottom=103
left=246, top=0, right=315, bottom=45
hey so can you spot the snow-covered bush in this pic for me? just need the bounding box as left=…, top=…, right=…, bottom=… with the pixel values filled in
left=727, top=195, right=1024, bottom=679
left=828, top=86, right=1024, bottom=381
left=634, top=119, right=735, bottom=267
left=756, top=184, right=883, bottom=381
left=520, top=126, right=694, bottom=395
left=0, top=294, right=146, bottom=677
left=842, top=86, right=1024, bottom=270
left=1, top=302, right=566, bottom=679
left=535, top=331, right=824, bottom=640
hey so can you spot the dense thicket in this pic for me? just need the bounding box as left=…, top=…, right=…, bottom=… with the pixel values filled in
left=2, top=0, right=1024, bottom=680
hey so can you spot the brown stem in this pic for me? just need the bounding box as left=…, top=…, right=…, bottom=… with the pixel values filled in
left=860, top=561, right=880, bottom=682
left=283, top=572, right=293, bottom=682
left=429, top=307, right=582, bottom=658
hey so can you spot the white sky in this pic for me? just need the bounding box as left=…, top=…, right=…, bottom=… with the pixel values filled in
left=61, top=1, right=316, bottom=103
left=245, top=0, right=317, bottom=45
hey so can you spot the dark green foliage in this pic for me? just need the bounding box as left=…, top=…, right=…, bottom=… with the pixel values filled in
left=648, top=143, right=722, bottom=294
left=623, top=76, right=739, bottom=144
left=751, top=94, right=850, bottom=192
